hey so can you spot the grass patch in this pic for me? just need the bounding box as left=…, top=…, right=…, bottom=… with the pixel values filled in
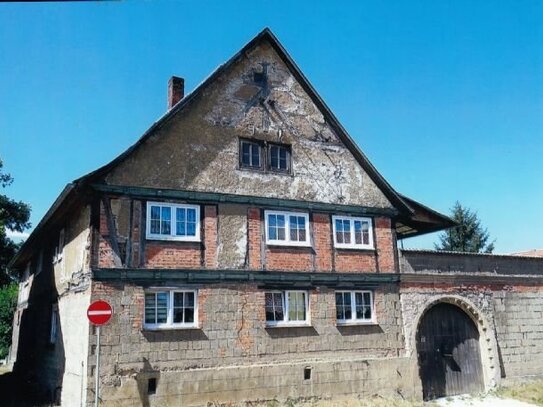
left=497, top=379, right=543, bottom=406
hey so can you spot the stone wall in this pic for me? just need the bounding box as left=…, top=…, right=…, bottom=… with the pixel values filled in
left=86, top=280, right=407, bottom=405
left=399, top=249, right=543, bottom=388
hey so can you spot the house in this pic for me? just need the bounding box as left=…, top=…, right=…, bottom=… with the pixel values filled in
left=8, top=28, right=543, bottom=406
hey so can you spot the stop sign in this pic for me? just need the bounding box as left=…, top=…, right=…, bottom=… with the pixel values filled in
left=87, top=300, right=113, bottom=326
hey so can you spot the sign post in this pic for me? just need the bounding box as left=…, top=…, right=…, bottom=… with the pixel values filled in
left=87, top=300, right=113, bottom=407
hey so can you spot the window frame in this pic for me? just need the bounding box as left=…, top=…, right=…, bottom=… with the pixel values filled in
left=264, top=210, right=311, bottom=247
left=265, top=290, right=310, bottom=327
left=267, top=142, right=291, bottom=173
left=335, top=290, right=376, bottom=325
left=239, top=138, right=264, bottom=170
left=332, top=216, right=374, bottom=249
left=146, top=202, right=201, bottom=242
left=143, top=289, right=198, bottom=330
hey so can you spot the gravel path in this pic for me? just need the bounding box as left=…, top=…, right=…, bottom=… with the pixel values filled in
left=434, top=394, right=538, bottom=407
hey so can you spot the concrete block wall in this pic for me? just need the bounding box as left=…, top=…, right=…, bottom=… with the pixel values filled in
left=493, top=287, right=543, bottom=381
left=86, top=280, right=406, bottom=405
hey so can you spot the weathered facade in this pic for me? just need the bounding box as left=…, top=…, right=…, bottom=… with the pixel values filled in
left=8, top=28, right=543, bottom=406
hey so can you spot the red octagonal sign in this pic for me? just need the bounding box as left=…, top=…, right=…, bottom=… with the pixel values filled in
left=87, top=300, right=113, bottom=326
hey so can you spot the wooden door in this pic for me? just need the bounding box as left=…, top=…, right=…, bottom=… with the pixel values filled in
left=416, top=303, right=484, bottom=400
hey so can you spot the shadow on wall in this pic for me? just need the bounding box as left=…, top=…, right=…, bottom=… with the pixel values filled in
left=136, top=358, right=160, bottom=407
left=7, top=241, right=67, bottom=405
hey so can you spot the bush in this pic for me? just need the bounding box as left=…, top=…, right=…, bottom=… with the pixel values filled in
left=0, top=284, right=18, bottom=359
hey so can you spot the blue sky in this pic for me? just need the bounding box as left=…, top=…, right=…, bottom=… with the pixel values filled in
left=1, top=1, right=542, bottom=253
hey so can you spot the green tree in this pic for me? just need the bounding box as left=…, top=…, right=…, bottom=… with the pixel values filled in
left=0, top=283, right=18, bottom=359
left=0, top=159, right=31, bottom=285
left=435, top=201, right=495, bottom=253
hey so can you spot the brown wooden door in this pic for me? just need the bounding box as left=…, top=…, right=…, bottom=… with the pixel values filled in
left=416, top=303, right=484, bottom=400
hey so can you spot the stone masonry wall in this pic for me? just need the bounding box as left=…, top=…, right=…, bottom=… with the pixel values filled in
left=399, top=249, right=543, bottom=388
left=87, top=280, right=406, bottom=405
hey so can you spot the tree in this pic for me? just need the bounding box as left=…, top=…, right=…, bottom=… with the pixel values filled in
left=434, top=201, right=495, bottom=253
left=0, top=159, right=31, bottom=285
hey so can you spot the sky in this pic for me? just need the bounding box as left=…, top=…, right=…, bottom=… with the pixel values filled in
left=1, top=1, right=542, bottom=253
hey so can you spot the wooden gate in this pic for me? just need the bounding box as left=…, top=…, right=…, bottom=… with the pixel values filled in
left=416, top=302, right=484, bottom=400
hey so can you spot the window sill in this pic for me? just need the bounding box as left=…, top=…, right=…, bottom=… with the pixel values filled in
left=266, top=242, right=312, bottom=248
left=336, top=321, right=378, bottom=326
left=143, top=325, right=199, bottom=331
left=265, top=323, right=311, bottom=328
left=146, top=236, right=201, bottom=243
left=334, top=245, right=375, bottom=251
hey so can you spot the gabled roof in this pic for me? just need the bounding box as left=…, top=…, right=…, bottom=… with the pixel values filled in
left=9, top=28, right=454, bottom=270
left=78, top=28, right=414, bottom=214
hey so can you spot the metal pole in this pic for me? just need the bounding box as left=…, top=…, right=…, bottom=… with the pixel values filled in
left=95, top=325, right=101, bottom=407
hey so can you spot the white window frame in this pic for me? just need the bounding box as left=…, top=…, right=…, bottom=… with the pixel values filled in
left=264, top=210, right=311, bottom=247
left=143, top=289, right=198, bottom=330
left=332, top=216, right=374, bottom=249
left=146, top=202, right=200, bottom=242
left=335, top=290, right=376, bottom=325
left=265, top=290, right=310, bottom=327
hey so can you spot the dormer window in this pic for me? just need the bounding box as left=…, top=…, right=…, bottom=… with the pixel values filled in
left=240, top=139, right=262, bottom=169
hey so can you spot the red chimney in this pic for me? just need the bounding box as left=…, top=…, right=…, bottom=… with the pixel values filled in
left=168, top=76, right=184, bottom=109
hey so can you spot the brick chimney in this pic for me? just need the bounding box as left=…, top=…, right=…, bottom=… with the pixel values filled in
left=168, top=76, right=184, bottom=109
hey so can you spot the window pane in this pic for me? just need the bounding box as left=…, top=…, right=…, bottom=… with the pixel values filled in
left=150, top=206, right=161, bottom=220
left=185, top=308, right=194, bottom=323
left=343, top=220, right=351, bottom=244
left=187, top=222, right=196, bottom=236
left=174, top=292, right=184, bottom=307
left=335, top=219, right=344, bottom=244
left=354, top=221, right=362, bottom=244
left=362, top=222, right=370, bottom=245
left=150, top=219, right=161, bottom=235
left=269, top=226, right=277, bottom=240
left=176, top=208, right=186, bottom=236
left=185, top=292, right=195, bottom=307
left=277, top=215, right=285, bottom=228
left=145, top=293, right=156, bottom=324
left=277, top=227, right=285, bottom=240
left=251, top=145, right=260, bottom=167
left=265, top=292, right=284, bottom=322
left=270, top=146, right=278, bottom=168
left=242, top=143, right=250, bottom=166
left=173, top=309, right=184, bottom=323
left=161, top=207, right=171, bottom=235
left=288, top=292, right=306, bottom=321
left=187, top=209, right=196, bottom=222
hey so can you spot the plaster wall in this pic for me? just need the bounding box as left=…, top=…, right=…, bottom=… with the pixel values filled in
left=104, top=40, right=392, bottom=209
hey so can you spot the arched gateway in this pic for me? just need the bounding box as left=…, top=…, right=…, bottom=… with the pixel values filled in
left=416, top=302, right=484, bottom=400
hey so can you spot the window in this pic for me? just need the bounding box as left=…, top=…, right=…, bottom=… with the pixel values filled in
left=54, top=228, right=65, bottom=263
left=239, top=139, right=292, bottom=174
left=240, top=139, right=262, bottom=169
left=268, top=144, right=290, bottom=172
left=146, top=202, right=200, bottom=241
left=335, top=291, right=374, bottom=324
left=265, top=211, right=310, bottom=246
left=50, top=304, right=59, bottom=345
left=332, top=216, right=373, bottom=249
left=144, top=290, right=197, bottom=329
left=265, top=291, right=309, bottom=326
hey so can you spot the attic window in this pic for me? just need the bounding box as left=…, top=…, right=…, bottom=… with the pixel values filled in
left=268, top=143, right=290, bottom=173
left=240, top=139, right=262, bottom=169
